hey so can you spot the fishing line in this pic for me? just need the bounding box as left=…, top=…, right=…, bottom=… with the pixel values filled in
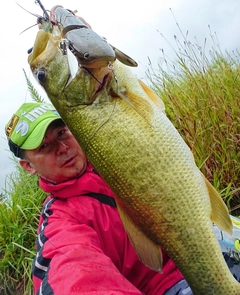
left=81, top=67, right=103, bottom=86
left=81, top=61, right=115, bottom=87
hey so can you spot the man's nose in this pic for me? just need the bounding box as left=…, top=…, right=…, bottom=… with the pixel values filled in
left=56, top=140, right=69, bottom=154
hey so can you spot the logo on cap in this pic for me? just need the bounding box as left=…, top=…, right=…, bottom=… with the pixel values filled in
left=15, top=121, right=29, bottom=137
left=5, top=114, right=19, bottom=139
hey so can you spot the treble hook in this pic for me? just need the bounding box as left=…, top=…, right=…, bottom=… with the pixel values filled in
left=35, top=0, right=49, bottom=21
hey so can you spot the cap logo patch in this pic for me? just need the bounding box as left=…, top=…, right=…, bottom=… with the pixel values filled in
left=6, top=114, right=19, bottom=139
left=15, top=121, right=29, bottom=137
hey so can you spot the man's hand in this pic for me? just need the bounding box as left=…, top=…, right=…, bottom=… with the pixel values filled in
left=50, top=5, right=92, bottom=29
left=38, top=5, right=92, bottom=29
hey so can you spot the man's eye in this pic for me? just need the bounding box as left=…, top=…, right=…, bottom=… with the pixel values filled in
left=58, top=129, right=66, bottom=136
left=58, top=128, right=70, bottom=138
left=39, top=143, right=48, bottom=150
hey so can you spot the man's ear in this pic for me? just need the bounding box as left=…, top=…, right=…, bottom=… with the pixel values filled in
left=19, top=159, right=37, bottom=175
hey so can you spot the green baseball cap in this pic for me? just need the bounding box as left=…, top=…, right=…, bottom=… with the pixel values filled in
left=5, top=102, right=62, bottom=157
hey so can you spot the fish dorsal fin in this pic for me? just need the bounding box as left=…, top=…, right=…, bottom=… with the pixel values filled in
left=117, top=203, right=163, bottom=272
left=203, top=173, right=233, bottom=235
left=138, top=80, right=165, bottom=112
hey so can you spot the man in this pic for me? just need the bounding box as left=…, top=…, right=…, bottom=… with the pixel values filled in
left=5, top=102, right=240, bottom=294
left=5, top=102, right=190, bottom=295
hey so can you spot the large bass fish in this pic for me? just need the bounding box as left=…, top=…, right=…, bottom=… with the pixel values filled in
left=28, top=7, right=240, bottom=295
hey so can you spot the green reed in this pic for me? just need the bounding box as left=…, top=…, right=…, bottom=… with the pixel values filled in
left=0, top=159, right=46, bottom=294
left=147, top=31, right=240, bottom=214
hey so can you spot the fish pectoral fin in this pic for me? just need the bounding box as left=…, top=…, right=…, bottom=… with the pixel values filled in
left=115, top=90, right=153, bottom=125
left=138, top=80, right=165, bottom=113
left=117, top=203, right=163, bottom=272
left=114, top=80, right=165, bottom=125
left=203, top=174, right=233, bottom=235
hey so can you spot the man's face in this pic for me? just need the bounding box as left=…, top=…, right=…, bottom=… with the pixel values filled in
left=20, top=121, right=87, bottom=183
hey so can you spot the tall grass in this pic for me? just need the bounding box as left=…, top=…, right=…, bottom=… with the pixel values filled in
left=147, top=29, right=240, bottom=214
left=0, top=159, right=46, bottom=294
left=0, top=74, right=45, bottom=295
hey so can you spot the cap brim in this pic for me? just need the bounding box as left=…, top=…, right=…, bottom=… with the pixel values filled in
left=21, top=117, right=62, bottom=150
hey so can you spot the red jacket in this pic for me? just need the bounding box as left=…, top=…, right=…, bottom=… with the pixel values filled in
left=32, top=162, right=183, bottom=294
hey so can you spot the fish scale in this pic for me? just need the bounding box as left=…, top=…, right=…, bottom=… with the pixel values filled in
left=28, top=28, right=240, bottom=294
left=60, top=94, right=237, bottom=295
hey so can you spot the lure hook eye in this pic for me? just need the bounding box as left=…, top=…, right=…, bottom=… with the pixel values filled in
left=83, top=52, right=90, bottom=59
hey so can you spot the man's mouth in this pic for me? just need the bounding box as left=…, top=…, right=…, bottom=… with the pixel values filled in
left=62, top=155, right=76, bottom=167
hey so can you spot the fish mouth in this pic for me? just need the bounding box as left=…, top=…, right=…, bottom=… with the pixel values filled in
left=28, top=29, right=59, bottom=68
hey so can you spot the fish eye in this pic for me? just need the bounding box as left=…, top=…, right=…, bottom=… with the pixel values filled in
left=37, top=70, right=46, bottom=82
left=84, top=52, right=90, bottom=59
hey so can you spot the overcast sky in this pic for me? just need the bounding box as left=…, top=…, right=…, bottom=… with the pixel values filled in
left=0, top=0, right=240, bottom=192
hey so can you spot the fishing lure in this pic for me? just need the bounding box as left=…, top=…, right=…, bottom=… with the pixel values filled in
left=54, top=7, right=116, bottom=69
left=53, top=6, right=138, bottom=68
left=24, top=1, right=137, bottom=73
left=214, top=215, right=240, bottom=261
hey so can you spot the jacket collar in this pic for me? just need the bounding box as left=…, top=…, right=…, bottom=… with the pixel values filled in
left=39, top=162, right=115, bottom=199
